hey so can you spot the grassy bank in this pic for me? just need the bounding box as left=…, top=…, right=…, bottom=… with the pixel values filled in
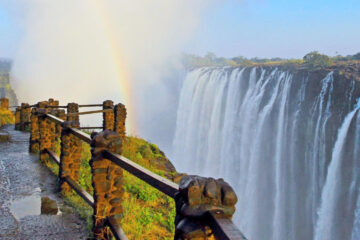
left=0, top=108, right=14, bottom=127
left=45, top=135, right=178, bottom=239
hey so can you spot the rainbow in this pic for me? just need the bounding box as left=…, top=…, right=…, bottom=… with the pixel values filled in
left=91, top=0, right=137, bottom=134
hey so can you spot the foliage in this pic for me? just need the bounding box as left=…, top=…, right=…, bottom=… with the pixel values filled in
left=0, top=108, right=15, bottom=127
left=48, top=135, right=177, bottom=239
left=182, top=52, right=304, bottom=68
left=120, top=136, right=177, bottom=239
left=353, top=52, right=360, bottom=60
left=303, top=51, right=333, bottom=68
left=182, top=51, right=360, bottom=69
left=182, top=52, right=237, bottom=68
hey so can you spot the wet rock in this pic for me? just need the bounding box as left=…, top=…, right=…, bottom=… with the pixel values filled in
left=41, top=197, right=58, bottom=215
left=0, top=131, right=10, bottom=142
left=59, top=205, right=74, bottom=214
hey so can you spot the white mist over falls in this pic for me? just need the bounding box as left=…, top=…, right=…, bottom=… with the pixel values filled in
left=172, top=67, right=360, bottom=240
left=2, top=1, right=360, bottom=239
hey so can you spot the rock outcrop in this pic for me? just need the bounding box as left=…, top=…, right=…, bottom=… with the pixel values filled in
left=0, top=59, right=18, bottom=106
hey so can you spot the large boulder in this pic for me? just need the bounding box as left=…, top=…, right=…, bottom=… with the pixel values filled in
left=0, top=131, right=10, bottom=142
left=41, top=197, right=58, bottom=215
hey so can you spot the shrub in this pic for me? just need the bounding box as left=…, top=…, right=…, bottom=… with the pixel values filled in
left=303, top=51, right=333, bottom=68
left=0, top=108, right=15, bottom=127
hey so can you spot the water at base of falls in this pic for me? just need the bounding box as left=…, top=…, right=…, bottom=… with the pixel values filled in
left=172, top=67, right=360, bottom=240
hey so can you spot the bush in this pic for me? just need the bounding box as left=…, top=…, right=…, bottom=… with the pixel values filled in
left=0, top=108, right=15, bottom=127
left=303, top=51, right=333, bottom=68
left=353, top=52, right=360, bottom=60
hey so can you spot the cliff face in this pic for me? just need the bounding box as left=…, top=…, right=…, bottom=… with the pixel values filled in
left=0, top=60, right=18, bottom=106
left=173, top=64, right=360, bottom=240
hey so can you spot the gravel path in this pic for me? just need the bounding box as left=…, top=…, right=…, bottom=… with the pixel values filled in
left=0, top=125, right=88, bottom=240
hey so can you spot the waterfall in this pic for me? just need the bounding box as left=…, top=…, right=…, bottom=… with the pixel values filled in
left=172, top=67, right=360, bottom=240
left=315, top=99, right=360, bottom=240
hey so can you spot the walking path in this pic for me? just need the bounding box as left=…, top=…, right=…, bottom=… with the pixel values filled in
left=0, top=125, right=88, bottom=240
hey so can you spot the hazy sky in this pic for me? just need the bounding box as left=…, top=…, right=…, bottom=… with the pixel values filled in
left=0, top=0, right=359, bottom=59
left=187, top=0, right=360, bottom=58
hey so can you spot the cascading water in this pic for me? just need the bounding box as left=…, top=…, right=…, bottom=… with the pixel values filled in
left=172, top=66, right=360, bottom=240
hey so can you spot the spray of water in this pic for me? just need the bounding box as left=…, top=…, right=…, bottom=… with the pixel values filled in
left=173, top=67, right=360, bottom=240
left=0, top=0, right=216, bottom=140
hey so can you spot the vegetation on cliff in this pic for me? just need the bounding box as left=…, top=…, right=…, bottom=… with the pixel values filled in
left=0, top=108, right=14, bottom=127
left=0, top=59, right=19, bottom=106
left=182, top=51, right=360, bottom=69
left=46, top=134, right=178, bottom=239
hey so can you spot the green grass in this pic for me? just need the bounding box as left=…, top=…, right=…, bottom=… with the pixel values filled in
left=0, top=108, right=14, bottom=127
left=44, top=135, right=177, bottom=239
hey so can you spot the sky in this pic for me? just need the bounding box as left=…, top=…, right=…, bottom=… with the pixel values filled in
left=0, top=0, right=359, bottom=59
left=185, top=0, right=360, bottom=58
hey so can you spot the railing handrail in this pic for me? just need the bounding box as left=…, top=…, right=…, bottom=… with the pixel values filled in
left=66, top=109, right=112, bottom=117
left=40, top=111, right=246, bottom=240
left=45, top=148, right=125, bottom=239
left=45, top=113, right=179, bottom=198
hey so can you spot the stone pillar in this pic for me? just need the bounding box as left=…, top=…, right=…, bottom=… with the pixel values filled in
left=90, top=130, right=123, bottom=239
left=29, top=108, right=40, bottom=153
left=38, top=101, right=56, bottom=165
left=20, top=103, right=31, bottom=131
left=174, top=176, right=238, bottom=240
left=55, top=109, right=66, bottom=139
left=114, top=103, right=127, bottom=140
left=59, top=121, right=82, bottom=194
left=103, top=100, right=114, bottom=131
left=67, top=103, right=79, bottom=122
left=0, top=98, right=9, bottom=109
left=38, top=108, right=51, bottom=164
left=14, top=107, right=21, bottom=130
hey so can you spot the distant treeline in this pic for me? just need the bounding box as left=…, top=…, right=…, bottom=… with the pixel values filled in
left=182, top=51, right=360, bottom=69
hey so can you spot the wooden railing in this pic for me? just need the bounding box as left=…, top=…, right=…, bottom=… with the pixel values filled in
left=13, top=98, right=247, bottom=240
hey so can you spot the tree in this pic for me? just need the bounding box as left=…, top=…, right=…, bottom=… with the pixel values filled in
left=352, top=52, right=360, bottom=60
left=303, top=51, right=333, bottom=68
left=204, top=52, right=217, bottom=62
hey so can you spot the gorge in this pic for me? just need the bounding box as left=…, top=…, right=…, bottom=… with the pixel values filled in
left=172, top=64, right=360, bottom=240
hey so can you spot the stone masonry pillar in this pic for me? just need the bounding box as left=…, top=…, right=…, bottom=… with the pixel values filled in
left=14, top=107, right=21, bottom=130
left=67, top=103, right=79, bottom=122
left=90, top=130, right=123, bottom=239
left=20, top=103, right=31, bottom=131
left=103, top=100, right=114, bottom=131
left=59, top=121, right=82, bottom=194
left=0, top=98, right=9, bottom=109
left=114, top=103, right=127, bottom=140
left=38, top=101, right=56, bottom=165
left=29, top=107, right=40, bottom=153
left=38, top=108, right=51, bottom=164
left=174, top=176, right=238, bottom=239
left=55, top=109, right=66, bottom=139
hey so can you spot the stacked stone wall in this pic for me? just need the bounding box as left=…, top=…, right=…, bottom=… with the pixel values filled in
left=0, top=98, right=9, bottom=109
left=103, top=100, right=114, bottom=131
left=20, top=103, right=31, bottom=131
left=29, top=107, right=40, bottom=153
left=114, top=103, right=126, bottom=140
left=14, top=107, right=20, bottom=130
left=90, top=131, right=123, bottom=239
left=59, top=121, right=82, bottom=194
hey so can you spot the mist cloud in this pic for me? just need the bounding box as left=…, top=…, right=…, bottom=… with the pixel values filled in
left=1, top=0, right=220, bottom=150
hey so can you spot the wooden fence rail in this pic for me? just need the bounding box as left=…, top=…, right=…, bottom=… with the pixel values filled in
left=12, top=98, right=247, bottom=240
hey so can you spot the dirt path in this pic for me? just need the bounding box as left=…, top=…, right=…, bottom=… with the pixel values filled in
left=0, top=125, right=88, bottom=240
